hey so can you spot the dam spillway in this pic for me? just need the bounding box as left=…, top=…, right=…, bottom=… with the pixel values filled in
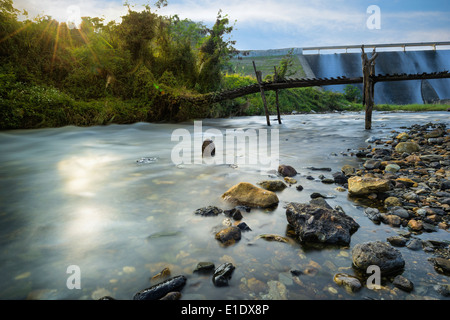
left=302, top=50, right=450, bottom=105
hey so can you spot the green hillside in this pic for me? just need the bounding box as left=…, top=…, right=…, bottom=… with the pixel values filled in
left=228, top=55, right=306, bottom=79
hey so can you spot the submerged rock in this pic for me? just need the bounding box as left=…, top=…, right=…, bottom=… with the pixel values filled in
left=285, top=202, right=359, bottom=245
left=194, top=206, right=223, bottom=217
left=429, top=257, right=450, bottom=275
left=222, top=182, right=279, bottom=208
left=333, top=273, right=362, bottom=293
left=257, top=180, right=287, bottom=192
left=193, top=262, right=215, bottom=275
left=352, top=241, right=405, bottom=275
left=392, top=275, right=414, bottom=292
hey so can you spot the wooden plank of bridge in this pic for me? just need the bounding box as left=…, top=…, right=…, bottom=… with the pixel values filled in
left=253, top=61, right=271, bottom=126
left=274, top=66, right=282, bottom=124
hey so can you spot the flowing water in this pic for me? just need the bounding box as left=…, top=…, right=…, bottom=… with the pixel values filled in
left=0, top=112, right=449, bottom=300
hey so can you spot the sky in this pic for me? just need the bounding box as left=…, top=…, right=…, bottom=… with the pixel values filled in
left=12, top=0, right=450, bottom=50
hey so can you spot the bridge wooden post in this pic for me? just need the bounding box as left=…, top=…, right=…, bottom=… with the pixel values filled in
left=274, top=66, right=282, bottom=124
left=253, top=61, right=271, bottom=126
left=361, top=45, right=378, bottom=130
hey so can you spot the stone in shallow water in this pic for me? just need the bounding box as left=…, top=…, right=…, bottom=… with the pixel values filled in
left=215, top=226, right=241, bottom=247
left=352, top=241, right=405, bottom=275
left=212, top=263, right=235, bottom=287
left=133, top=275, right=187, bottom=300
left=222, top=182, right=279, bottom=208
left=348, top=176, right=390, bottom=196
left=333, top=273, right=362, bottom=293
left=257, top=180, right=287, bottom=192
left=194, top=206, right=223, bottom=216
left=285, top=202, right=359, bottom=245
left=278, top=165, right=297, bottom=177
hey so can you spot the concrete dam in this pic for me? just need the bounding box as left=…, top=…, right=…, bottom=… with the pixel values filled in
left=303, top=50, right=450, bottom=105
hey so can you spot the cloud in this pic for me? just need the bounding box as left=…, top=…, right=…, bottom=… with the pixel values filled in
left=11, top=0, right=450, bottom=50
left=14, top=0, right=127, bottom=23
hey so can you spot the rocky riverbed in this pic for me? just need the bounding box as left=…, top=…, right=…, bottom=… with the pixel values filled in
left=98, top=121, right=449, bottom=301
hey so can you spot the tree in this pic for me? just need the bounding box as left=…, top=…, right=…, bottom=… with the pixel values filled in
left=197, top=10, right=237, bottom=92
left=117, top=7, right=159, bottom=61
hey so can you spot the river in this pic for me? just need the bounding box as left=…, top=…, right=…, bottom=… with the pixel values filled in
left=0, top=111, right=449, bottom=300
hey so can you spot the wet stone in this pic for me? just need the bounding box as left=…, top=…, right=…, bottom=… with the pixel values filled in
left=434, top=284, right=450, bottom=297
left=257, top=180, right=288, bottom=192
left=364, top=207, right=381, bottom=223
left=278, top=165, right=297, bottom=177
left=195, top=206, right=223, bottom=217
left=406, top=238, right=422, bottom=251
left=364, top=159, right=381, bottom=170
left=212, top=263, right=235, bottom=287
left=286, top=202, right=359, bottom=245
left=223, top=208, right=243, bottom=221
left=237, top=222, right=252, bottom=232
left=392, top=275, right=414, bottom=293
left=215, top=226, right=241, bottom=247
left=133, top=275, right=187, bottom=300
left=193, top=262, right=215, bottom=275
left=333, top=273, right=362, bottom=293
left=352, top=241, right=405, bottom=275
left=387, top=236, right=408, bottom=247
left=429, top=257, right=450, bottom=275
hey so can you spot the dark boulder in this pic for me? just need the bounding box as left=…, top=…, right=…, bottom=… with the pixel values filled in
left=278, top=165, right=297, bottom=177
left=133, top=275, right=187, bottom=300
left=352, top=241, right=405, bottom=275
left=212, top=263, right=235, bottom=287
left=285, top=202, right=359, bottom=245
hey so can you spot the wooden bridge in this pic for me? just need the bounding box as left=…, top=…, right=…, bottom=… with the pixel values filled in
left=202, top=71, right=450, bottom=103
left=183, top=46, right=450, bottom=129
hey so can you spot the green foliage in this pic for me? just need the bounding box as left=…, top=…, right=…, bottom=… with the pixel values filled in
left=0, top=1, right=242, bottom=127
left=197, top=10, right=237, bottom=93
left=343, top=85, right=363, bottom=103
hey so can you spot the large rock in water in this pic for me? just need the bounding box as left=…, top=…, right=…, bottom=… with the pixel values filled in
left=352, top=241, right=405, bottom=275
left=222, top=182, right=279, bottom=208
left=285, top=202, right=359, bottom=245
left=348, top=176, right=390, bottom=196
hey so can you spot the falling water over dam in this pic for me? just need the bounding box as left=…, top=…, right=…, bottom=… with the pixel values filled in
left=302, top=50, right=450, bottom=105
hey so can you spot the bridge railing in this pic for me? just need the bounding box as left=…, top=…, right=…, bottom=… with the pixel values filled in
left=303, top=41, right=450, bottom=54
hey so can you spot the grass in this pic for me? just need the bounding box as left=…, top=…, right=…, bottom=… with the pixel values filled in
left=374, top=104, right=450, bottom=112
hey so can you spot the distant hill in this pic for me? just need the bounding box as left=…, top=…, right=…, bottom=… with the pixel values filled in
left=228, top=49, right=307, bottom=80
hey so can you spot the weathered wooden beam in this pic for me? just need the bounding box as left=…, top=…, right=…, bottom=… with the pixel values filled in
left=274, top=66, right=282, bottom=124
left=361, top=46, right=378, bottom=130
left=253, top=61, right=271, bottom=126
